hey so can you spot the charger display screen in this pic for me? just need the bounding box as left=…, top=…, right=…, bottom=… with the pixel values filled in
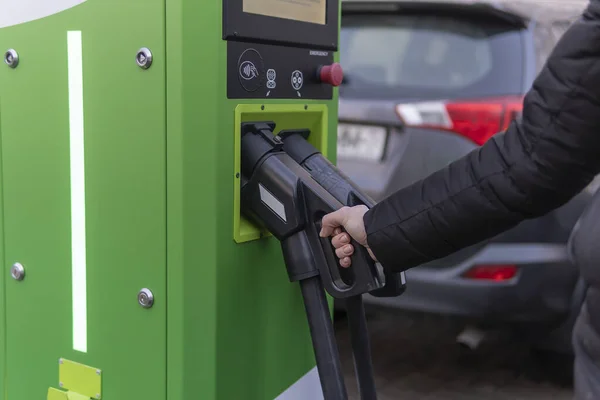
left=243, top=0, right=326, bottom=25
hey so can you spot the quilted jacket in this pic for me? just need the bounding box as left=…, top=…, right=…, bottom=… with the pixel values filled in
left=363, top=2, right=600, bottom=397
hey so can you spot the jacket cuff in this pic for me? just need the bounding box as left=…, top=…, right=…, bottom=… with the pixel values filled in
left=363, top=208, right=424, bottom=273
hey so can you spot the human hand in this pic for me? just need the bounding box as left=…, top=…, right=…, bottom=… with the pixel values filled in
left=319, top=205, right=377, bottom=268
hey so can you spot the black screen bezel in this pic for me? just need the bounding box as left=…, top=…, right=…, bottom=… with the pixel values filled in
left=223, top=0, right=338, bottom=50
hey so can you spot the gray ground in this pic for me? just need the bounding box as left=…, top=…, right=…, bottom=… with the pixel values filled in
left=335, top=310, right=574, bottom=400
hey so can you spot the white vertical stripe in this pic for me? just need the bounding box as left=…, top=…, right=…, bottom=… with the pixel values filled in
left=67, top=30, right=87, bottom=353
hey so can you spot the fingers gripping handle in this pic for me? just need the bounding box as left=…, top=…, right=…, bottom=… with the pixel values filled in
left=343, top=194, right=407, bottom=298
left=313, top=219, right=384, bottom=299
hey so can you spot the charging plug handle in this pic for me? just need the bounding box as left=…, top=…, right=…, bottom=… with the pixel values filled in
left=277, top=129, right=407, bottom=298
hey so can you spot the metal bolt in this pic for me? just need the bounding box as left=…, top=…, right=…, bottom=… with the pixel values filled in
left=96, top=369, right=101, bottom=375
left=135, top=47, right=153, bottom=69
left=59, top=358, right=64, bottom=364
left=10, top=263, right=25, bottom=281
left=59, top=382, right=63, bottom=388
left=4, top=49, right=18, bottom=68
left=138, top=288, right=154, bottom=308
left=96, top=394, right=101, bottom=399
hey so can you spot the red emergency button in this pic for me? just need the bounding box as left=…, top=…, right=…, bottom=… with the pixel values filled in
left=318, top=63, right=344, bottom=87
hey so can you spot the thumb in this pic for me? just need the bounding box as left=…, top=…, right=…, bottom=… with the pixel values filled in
left=320, top=207, right=348, bottom=237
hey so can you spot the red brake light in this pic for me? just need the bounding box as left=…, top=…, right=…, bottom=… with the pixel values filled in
left=463, top=264, right=518, bottom=281
left=395, top=96, right=524, bottom=145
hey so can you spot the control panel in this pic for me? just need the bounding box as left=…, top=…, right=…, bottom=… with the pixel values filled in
left=227, top=41, right=343, bottom=100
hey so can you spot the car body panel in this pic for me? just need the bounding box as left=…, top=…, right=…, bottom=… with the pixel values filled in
left=365, top=244, right=574, bottom=323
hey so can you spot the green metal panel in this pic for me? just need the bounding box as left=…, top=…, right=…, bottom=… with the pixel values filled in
left=166, top=0, right=340, bottom=397
left=166, top=1, right=339, bottom=397
left=0, top=1, right=166, bottom=399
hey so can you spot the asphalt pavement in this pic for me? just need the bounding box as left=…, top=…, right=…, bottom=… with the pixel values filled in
left=334, top=309, right=573, bottom=400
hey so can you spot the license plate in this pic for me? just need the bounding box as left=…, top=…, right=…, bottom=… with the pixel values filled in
left=337, top=123, right=387, bottom=162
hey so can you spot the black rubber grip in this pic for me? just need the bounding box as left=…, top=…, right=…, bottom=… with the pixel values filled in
left=313, top=220, right=384, bottom=299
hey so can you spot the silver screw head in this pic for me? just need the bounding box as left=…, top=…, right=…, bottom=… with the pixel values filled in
left=4, top=49, right=18, bottom=68
left=138, top=288, right=154, bottom=308
left=135, top=47, right=152, bottom=69
left=10, top=263, right=25, bottom=281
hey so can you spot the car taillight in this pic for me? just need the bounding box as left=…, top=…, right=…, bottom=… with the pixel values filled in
left=395, top=96, right=524, bottom=145
left=463, top=264, right=518, bottom=281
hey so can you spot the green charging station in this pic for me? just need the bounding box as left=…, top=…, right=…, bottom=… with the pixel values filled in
left=0, top=0, right=344, bottom=398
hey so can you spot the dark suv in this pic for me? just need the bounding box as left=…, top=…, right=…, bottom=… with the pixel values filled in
left=337, top=0, right=592, bottom=353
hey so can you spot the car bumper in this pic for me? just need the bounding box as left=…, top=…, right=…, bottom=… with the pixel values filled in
left=364, top=243, right=578, bottom=325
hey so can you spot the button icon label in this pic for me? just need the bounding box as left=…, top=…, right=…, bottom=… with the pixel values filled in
left=240, top=61, right=258, bottom=80
left=291, top=70, right=303, bottom=91
left=237, top=48, right=264, bottom=92
left=266, top=68, right=277, bottom=89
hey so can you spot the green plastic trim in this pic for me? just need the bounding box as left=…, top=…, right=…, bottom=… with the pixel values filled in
left=233, top=103, right=329, bottom=243
left=58, top=358, right=102, bottom=399
left=47, top=388, right=88, bottom=400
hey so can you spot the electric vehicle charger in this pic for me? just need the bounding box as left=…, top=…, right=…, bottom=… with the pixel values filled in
left=239, top=121, right=405, bottom=400
left=0, top=0, right=392, bottom=397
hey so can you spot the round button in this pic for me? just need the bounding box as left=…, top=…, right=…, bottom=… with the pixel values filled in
left=319, top=63, right=344, bottom=87
left=237, top=49, right=265, bottom=92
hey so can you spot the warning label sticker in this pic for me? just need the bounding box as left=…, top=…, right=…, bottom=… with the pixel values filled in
left=243, top=0, right=326, bottom=25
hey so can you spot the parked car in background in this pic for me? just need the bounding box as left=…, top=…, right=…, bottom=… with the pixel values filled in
left=336, top=0, right=592, bottom=354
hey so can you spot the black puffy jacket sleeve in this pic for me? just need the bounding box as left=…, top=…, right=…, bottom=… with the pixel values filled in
left=363, top=1, right=600, bottom=273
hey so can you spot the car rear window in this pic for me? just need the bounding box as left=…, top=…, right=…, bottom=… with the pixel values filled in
left=340, top=13, right=525, bottom=100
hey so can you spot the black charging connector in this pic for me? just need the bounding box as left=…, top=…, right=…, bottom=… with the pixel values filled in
left=239, top=121, right=391, bottom=400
